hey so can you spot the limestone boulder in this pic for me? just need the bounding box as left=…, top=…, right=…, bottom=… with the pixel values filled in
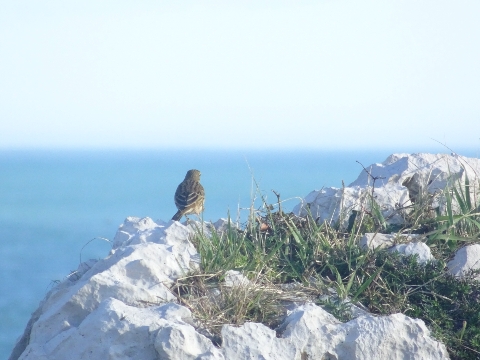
left=294, top=153, right=480, bottom=229
left=10, top=217, right=199, bottom=360
left=279, top=303, right=449, bottom=360
left=447, top=244, right=480, bottom=280
left=359, top=233, right=434, bottom=264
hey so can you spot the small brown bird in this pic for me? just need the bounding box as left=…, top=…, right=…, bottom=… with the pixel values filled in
left=172, top=169, right=205, bottom=221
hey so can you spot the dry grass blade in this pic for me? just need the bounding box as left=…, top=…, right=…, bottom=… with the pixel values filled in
left=170, top=271, right=322, bottom=340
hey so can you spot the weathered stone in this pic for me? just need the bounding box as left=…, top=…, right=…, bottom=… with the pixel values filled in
left=294, top=153, right=480, bottom=229
left=447, top=244, right=480, bottom=280
left=11, top=217, right=199, bottom=360
left=279, top=303, right=449, bottom=360
left=11, top=216, right=451, bottom=360
left=390, top=241, right=434, bottom=264
left=222, top=322, right=298, bottom=360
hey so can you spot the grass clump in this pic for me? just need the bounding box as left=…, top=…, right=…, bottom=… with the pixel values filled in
left=172, top=173, right=480, bottom=359
left=171, top=271, right=321, bottom=345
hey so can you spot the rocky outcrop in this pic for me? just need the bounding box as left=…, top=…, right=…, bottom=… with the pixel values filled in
left=11, top=217, right=450, bottom=360
left=293, top=153, right=480, bottom=229
left=10, top=217, right=199, bottom=360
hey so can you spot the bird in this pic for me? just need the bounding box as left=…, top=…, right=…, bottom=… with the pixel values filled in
left=172, top=169, right=205, bottom=221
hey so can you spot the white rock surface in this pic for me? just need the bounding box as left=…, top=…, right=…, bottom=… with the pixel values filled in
left=279, top=303, right=449, bottom=360
left=447, top=244, right=480, bottom=280
left=10, top=217, right=200, bottom=360
left=222, top=322, right=298, bottom=360
left=154, top=305, right=224, bottom=360
left=220, top=303, right=449, bottom=360
left=186, top=218, right=238, bottom=238
left=11, top=216, right=450, bottom=360
left=294, top=153, right=480, bottom=229
left=212, top=218, right=238, bottom=234
left=360, top=233, right=434, bottom=264
left=390, top=242, right=434, bottom=264
left=20, top=299, right=195, bottom=360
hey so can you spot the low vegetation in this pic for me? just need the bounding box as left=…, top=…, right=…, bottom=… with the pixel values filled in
left=172, top=174, right=480, bottom=360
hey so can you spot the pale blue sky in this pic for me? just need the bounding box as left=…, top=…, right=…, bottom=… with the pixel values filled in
left=1, top=1, right=479, bottom=150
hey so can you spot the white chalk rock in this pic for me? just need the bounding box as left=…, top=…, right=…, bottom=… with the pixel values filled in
left=280, top=303, right=449, bottom=360
left=12, top=217, right=200, bottom=360
left=155, top=311, right=224, bottom=360
left=213, top=218, right=238, bottom=234
left=294, top=153, right=480, bottom=229
left=186, top=218, right=238, bottom=239
left=390, top=242, right=434, bottom=264
left=219, top=304, right=449, bottom=359
left=221, top=322, right=298, bottom=360
left=19, top=299, right=185, bottom=360
left=360, top=233, right=434, bottom=264
left=447, top=244, right=480, bottom=280
left=11, top=216, right=450, bottom=360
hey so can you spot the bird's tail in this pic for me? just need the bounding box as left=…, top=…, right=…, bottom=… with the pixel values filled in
left=172, top=210, right=183, bottom=221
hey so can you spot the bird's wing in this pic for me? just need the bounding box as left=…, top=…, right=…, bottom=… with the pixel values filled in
left=175, top=182, right=204, bottom=209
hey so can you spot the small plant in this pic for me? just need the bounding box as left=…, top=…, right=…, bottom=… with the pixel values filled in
left=171, top=271, right=319, bottom=342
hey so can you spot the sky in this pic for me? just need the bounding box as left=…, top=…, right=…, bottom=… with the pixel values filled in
left=0, top=1, right=479, bottom=150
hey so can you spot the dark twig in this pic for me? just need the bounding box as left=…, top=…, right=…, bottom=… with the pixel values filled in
left=356, top=160, right=386, bottom=196
left=272, top=190, right=282, bottom=216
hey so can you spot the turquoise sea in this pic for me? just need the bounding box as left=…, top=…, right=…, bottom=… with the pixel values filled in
left=1, top=148, right=477, bottom=358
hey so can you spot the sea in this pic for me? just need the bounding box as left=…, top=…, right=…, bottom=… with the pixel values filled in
left=1, top=148, right=477, bottom=358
